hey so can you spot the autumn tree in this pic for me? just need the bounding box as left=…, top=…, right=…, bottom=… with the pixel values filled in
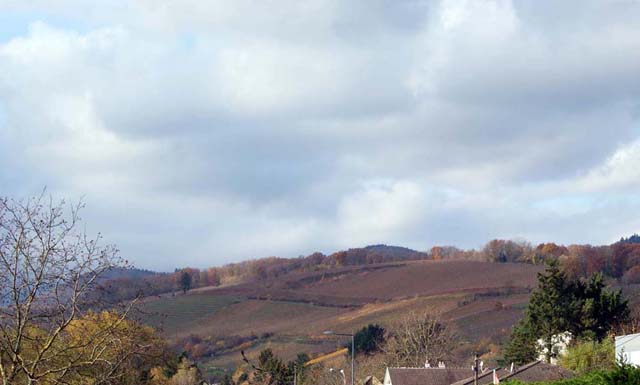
left=482, top=239, right=532, bottom=263
left=206, top=268, right=221, bottom=286
left=149, top=356, right=202, bottom=385
left=0, top=193, right=156, bottom=385
left=535, top=243, right=569, bottom=263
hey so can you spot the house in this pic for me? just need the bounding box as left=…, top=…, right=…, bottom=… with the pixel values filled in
left=383, top=367, right=474, bottom=385
left=382, top=361, right=572, bottom=385
left=616, top=333, right=640, bottom=366
left=536, top=331, right=572, bottom=365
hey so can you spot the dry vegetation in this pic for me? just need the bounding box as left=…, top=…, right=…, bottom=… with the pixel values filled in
left=139, top=259, right=544, bottom=374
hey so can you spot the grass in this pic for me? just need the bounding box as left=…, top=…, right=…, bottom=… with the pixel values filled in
left=140, top=294, right=242, bottom=335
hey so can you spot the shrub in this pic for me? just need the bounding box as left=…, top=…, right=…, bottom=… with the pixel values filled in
left=559, top=338, right=615, bottom=374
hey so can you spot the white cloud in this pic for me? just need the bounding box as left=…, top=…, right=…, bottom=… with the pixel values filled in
left=1, top=1, right=640, bottom=270
left=336, top=180, right=429, bottom=245
left=577, top=139, right=640, bottom=192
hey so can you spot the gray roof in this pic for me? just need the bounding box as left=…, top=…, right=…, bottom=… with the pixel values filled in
left=453, top=361, right=573, bottom=385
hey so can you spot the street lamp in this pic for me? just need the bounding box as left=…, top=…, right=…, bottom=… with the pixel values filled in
left=324, top=330, right=354, bottom=385
left=329, top=368, right=346, bottom=385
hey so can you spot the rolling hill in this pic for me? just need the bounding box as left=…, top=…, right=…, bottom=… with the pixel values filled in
left=138, top=259, right=545, bottom=378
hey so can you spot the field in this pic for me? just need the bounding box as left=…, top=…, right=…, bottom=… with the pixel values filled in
left=138, top=260, right=544, bottom=376
left=140, top=294, right=242, bottom=334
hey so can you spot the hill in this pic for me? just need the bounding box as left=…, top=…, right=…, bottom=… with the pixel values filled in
left=124, top=236, right=640, bottom=381
left=138, top=259, right=544, bottom=379
left=330, top=244, right=429, bottom=264
left=102, top=267, right=159, bottom=280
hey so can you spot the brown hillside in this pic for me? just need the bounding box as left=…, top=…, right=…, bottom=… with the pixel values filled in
left=294, top=260, right=542, bottom=299
left=142, top=260, right=544, bottom=376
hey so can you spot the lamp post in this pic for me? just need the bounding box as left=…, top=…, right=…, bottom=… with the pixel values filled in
left=324, top=331, right=354, bottom=385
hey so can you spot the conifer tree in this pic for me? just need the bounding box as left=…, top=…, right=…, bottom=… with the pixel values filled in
left=502, top=321, right=538, bottom=365
left=526, top=261, right=573, bottom=361
left=503, top=261, right=629, bottom=364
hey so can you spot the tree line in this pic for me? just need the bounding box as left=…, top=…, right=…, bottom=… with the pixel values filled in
left=103, top=235, right=640, bottom=303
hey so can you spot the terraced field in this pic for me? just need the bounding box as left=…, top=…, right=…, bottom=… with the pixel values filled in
left=138, top=260, right=543, bottom=374
left=141, top=294, right=242, bottom=334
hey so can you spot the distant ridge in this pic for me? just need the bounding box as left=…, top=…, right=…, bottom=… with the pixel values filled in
left=328, top=244, right=428, bottom=265
left=363, top=244, right=427, bottom=258
left=102, top=267, right=159, bottom=280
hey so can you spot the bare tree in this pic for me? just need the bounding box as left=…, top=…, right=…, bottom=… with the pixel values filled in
left=0, top=193, right=151, bottom=385
left=383, top=310, right=457, bottom=368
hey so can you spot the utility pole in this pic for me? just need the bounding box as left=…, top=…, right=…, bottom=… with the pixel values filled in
left=351, top=334, right=354, bottom=385
left=324, top=331, right=355, bottom=385
left=474, top=353, right=479, bottom=385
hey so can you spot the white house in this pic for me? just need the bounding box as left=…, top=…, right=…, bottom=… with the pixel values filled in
left=616, top=333, right=640, bottom=366
left=536, top=331, right=572, bottom=365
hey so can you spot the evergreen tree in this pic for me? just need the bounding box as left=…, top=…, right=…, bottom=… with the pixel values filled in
left=503, top=321, right=538, bottom=365
left=180, top=271, right=192, bottom=294
left=572, top=273, right=629, bottom=341
left=526, top=260, right=574, bottom=361
left=503, top=262, right=629, bottom=364
left=255, top=348, right=291, bottom=385
left=347, top=324, right=386, bottom=356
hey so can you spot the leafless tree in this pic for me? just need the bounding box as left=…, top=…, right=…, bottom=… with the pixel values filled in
left=616, top=306, right=640, bottom=336
left=0, top=193, right=149, bottom=385
left=383, top=310, right=457, bottom=368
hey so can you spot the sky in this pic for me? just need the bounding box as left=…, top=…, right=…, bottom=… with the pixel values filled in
left=1, top=1, right=639, bottom=271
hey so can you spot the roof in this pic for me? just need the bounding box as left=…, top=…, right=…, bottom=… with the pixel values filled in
left=616, top=333, right=640, bottom=352
left=450, top=368, right=503, bottom=385
left=386, top=368, right=474, bottom=385
left=453, top=361, right=573, bottom=384
left=502, top=361, right=573, bottom=382
left=364, top=375, right=383, bottom=385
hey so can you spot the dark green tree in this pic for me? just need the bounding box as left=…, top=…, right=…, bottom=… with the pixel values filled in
left=572, top=273, right=629, bottom=341
left=347, top=324, right=386, bottom=356
left=180, top=270, right=192, bottom=294
left=255, top=348, right=291, bottom=385
left=502, top=321, right=538, bottom=365
left=526, top=261, right=574, bottom=361
left=287, top=353, right=310, bottom=385
left=503, top=262, right=629, bottom=364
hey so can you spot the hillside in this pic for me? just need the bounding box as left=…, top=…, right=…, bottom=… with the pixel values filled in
left=138, top=259, right=544, bottom=378
left=102, top=267, right=159, bottom=280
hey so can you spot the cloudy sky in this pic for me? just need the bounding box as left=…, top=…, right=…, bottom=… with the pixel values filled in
left=1, top=1, right=639, bottom=271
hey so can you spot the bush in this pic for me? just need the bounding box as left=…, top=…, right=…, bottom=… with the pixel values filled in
left=559, top=338, right=615, bottom=374
left=347, top=324, right=386, bottom=356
